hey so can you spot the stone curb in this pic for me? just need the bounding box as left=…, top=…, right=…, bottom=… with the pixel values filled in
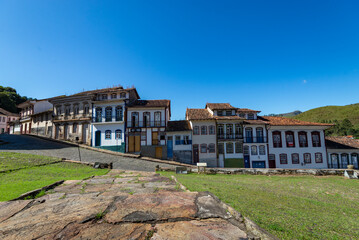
left=27, top=134, right=193, bottom=167
left=170, top=175, right=279, bottom=240
left=63, top=159, right=95, bottom=167
left=11, top=180, right=65, bottom=201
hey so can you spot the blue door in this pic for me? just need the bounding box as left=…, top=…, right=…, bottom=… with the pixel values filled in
left=244, top=155, right=250, bottom=168
left=167, top=140, right=173, bottom=159
left=252, top=161, right=266, bottom=168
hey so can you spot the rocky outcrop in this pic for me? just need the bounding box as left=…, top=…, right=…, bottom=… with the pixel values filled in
left=0, top=170, right=277, bottom=240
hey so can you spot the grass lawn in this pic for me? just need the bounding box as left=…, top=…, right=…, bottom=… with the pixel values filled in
left=0, top=152, right=109, bottom=201
left=0, top=152, right=60, bottom=171
left=160, top=172, right=359, bottom=240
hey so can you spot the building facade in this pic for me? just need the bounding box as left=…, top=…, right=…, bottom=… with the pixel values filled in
left=263, top=117, right=332, bottom=169
left=126, top=99, right=171, bottom=159
left=166, top=120, right=192, bottom=164
left=326, top=136, right=359, bottom=169
left=0, top=108, right=19, bottom=134
left=91, top=87, right=139, bottom=152
left=31, top=109, right=54, bottom=138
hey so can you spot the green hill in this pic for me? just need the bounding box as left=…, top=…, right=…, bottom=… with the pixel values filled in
left=293, top=104, right=359, bottom=127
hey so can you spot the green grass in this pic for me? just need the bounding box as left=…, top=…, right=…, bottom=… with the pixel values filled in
left=292, top=103, right=359, bottom=129
left=0, top=152, right=60, bottom=171
left=0, top=161, right=109, bottom=201
left=160, top=172, right=359, bottom=240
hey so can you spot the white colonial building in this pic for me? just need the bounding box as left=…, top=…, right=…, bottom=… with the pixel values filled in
left=263, top=117, right=332, bottom=169
left=126, top=99, right=171, bottom=159
left=166, top=120, right=192, bottom=164
left=325, top=136, right=359, bottom=169
left=0, top=108, right=19, bottom=134
left=92, top=87, right=139, bottom=153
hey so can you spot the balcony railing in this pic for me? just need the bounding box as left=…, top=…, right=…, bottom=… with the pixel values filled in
left=244, top=136, right=268, bottom=143
left=127, top=121, right=166, bottom=128
left=217, top=134, right=243, bottom=140
left=93, top=115, right=124, bottom=123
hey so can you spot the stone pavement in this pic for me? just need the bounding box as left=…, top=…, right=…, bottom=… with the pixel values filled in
left=0, top=170, right=262, bottom=240
left=0, top=134, right=176, bottom=172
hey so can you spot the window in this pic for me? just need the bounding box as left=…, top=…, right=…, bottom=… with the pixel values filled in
left=143, top=112, right=150, bottom=127
left=245, top=127, right=253, bottom=142
left=141, top=132, right=146, bottom=141
left=304, top=153, right=311, bottom=163
left=193, top=126, right=199, bottom=135
left=105, top=107, right=112, bottom=122
left=65, top=105, right=70, bottom=116
left=83, top=104, right=89, bottom=115
left=239, top=113, right=245, bottom=118
left=131, top=112, right=139, bottom=127
left=175, top=135, right=181, bottom=145
left=200, top=144, right=207, bottom=153
left=102, top=94, right=108, bottom=100
left=272, top=131, right=282, bottom=148
left=331, top=154, right=339, bottom=168
left=226, top=124, right=233, bottom=138
left=259, top=145, right=266, bottom=155
left=116, top=106, right=123, bottom=121
left=120, top=92, right=126, bottom=98
left=154, top=112, right=161, bottom=126
left=285, top=131, right=295, bottom=147
left=115, top=129, right=122, bottom=139
left=105, top=130, right=111, bottom=139
left=201, top=126, right=207, bottom=135
left=312, top=131, right=321, bottom=147
left=235, top=124, right=242, bottom=138
left=256, top=128, right=264, bottom=143
left=218, top=143, right=224, bottom=154
left=45, top=113, right=48, bottom=121
left=184, top=135, right=190, bottom=145
left=280, top=154, right=288, bottom=164
left=247, top=113, right=254, bottom=120
left=208, top=143, right=215, bottom=153
left=251, top=145, right=258, bottom=155
left=291, top=153, right=299, bottom=164
left=235, top=142, right=243, bottom=153
left=209, top=125, right=215, bottom=135
left=217, top=110, right=223, bottom=116
left=269, top=154, right=275, bottom=161
left=217, top=124, right=224, bottom=137
left=341, top=154, right=349, bottom=168
left=95, top=107, right=102, bottom=122
left=226, top=142, right=234, bottom=154
left=298, top=131, right=308, bottom=147
left=226, top=110, right=232, bottom=116
left=243, top=145, right=249, bottom=155
left=73, top=104, right=79, bottom=115
left=73, top=123, right=77, bottom=133
left=315, top=153, right=323, bottom=163
left=111, top=93, right=117, bottom=99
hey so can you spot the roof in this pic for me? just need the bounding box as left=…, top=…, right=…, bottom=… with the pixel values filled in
left=205, top=103, right=236, bottom=110
left=237, top=108, right=261, bottom=113
left=17, top=100, right=35, bottom=108
left=215, top=116, right=244, bottom=120
left=262, top=116, right=333, bottom=127
left=166, top=120, right=192, bottom=132
left=31, top=109, right=53, bottom=116
left=326, top=136, right=359, bottom=149
left=243, top=118, right=269, bottom=125
left=127, top=100, right=170, bottom=108
left=0, top=108, right=19, bottom=117
left=186, top=108, right=214, bottom=121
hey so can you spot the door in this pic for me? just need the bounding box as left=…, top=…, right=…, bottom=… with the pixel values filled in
left=29, top=123, right=31, bottom=133
left=244, top=155, right=250, bottom=168
left=152, top=132, right=158, bottom=145
left=135, top=135, right=141, bottom=152
left=245, top=128, right=253, bottom=143
left=155, top=147, right=162, bottom=159
left=82, top=124, right=88, bottom=144
left=219, top=154, right=224, bottom=168
left=193, top=145, right=199, bottom=164
left=95, top=130, right=101, bottom=146
left=268, top=154, right=276, bottom=168
left=24, top=124, right=27, bottom=134
left=167, top=137, right=173, bottom=159
left=128, top=136, right=135, bottom=152
left=64, top=125, right=68, bottom=139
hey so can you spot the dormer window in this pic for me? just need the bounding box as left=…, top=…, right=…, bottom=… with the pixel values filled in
left=111, top=93, right=117, bottom=99
left=102, top=94, right=108, bottom=100
left=239, top=113, right=245, bottom=118
left=120, top=92, right=126, bottom=98
left=226, top=110, right=232, bottom=116
left=217, top=110, right=223, bottom=116
left=247, top=113, right=254, bottom=120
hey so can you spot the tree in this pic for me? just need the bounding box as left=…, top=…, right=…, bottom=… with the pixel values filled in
left=0, top=86, right=33, bottom=113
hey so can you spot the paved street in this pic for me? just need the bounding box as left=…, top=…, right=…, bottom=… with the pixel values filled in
left=0, top=134, right=175, bottom=172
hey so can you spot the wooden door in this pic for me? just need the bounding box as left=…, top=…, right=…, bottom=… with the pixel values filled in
left=135, top=135, right=141, bottom=152
left=128, top=136, right=135, bottom=152
left=193, top=145, right=199, bottom=164
left=152, top=132, right=158, bottom=145
left=155, top=147, right=162, bottom=159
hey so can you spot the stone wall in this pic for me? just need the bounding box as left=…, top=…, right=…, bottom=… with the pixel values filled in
left=141, top=145, right=168, bottom=160
left=31, top=126, right=52, bottom=138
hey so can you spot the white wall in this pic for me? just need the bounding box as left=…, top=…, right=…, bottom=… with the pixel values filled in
left=191, top=120, right=217, bottom=165
left=167, top=131, right=192, bottom=151
left=34, top=101, right=53, bottom=114
left=92, top=124, right=125, bottom=146
left=268, top=126, right=328, bottom=169
left=127, top=108, right=168, bottom=124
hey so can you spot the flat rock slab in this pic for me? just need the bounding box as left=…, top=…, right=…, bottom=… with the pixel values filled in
left=0, top=169, right=253, bottom=240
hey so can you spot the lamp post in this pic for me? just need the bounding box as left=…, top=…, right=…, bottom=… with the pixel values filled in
left=76, top=136, right=82, bottom=161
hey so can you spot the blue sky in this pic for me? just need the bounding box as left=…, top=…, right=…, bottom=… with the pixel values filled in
left=1, top=0, right=359, bottom=119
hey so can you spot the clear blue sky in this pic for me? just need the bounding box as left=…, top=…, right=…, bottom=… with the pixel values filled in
left=1, top=0, right=359, bottom=120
